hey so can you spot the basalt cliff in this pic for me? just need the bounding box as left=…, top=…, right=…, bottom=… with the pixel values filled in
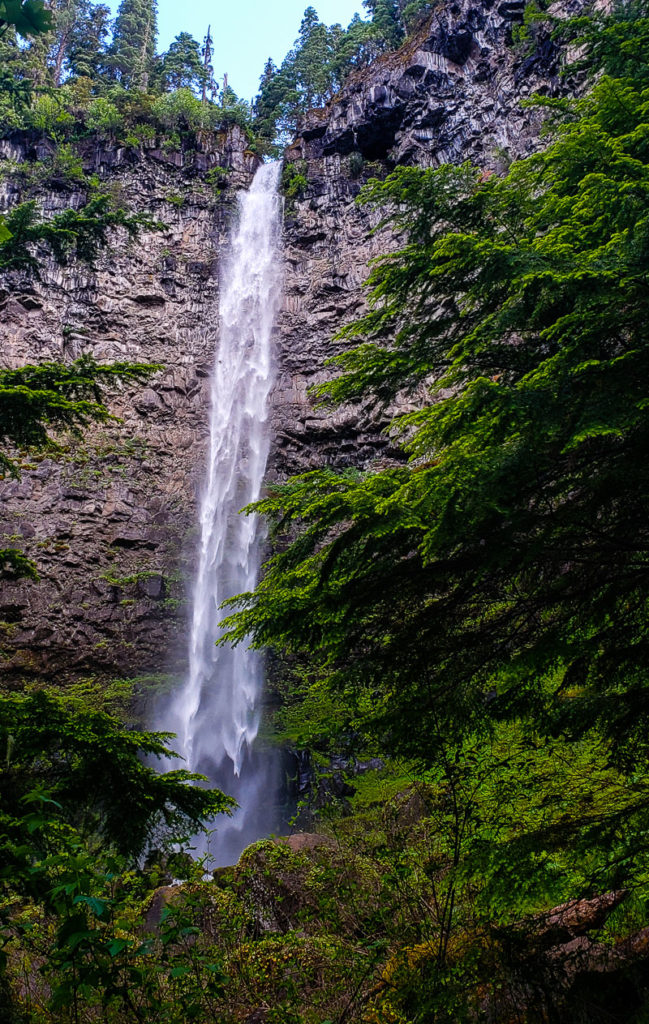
left=0, top=0, right=578, bottom=688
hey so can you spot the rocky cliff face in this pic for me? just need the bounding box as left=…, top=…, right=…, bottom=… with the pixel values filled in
left=0, top=0, right=578, bottom=687
left=0, top=128, right=258, bottom=686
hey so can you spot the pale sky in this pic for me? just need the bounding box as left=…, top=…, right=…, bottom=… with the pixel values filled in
left=107, top=0, right=365, bottom=102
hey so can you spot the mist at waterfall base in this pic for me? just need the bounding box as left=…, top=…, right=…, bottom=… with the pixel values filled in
left=154, top=162, right=284, bottom=867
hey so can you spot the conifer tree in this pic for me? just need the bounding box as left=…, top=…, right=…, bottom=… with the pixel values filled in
left=201, top=24, right=217, bottom=103
left=254, top=58, right=289, bottom=145
left=65, top=0, right=111, bottom=81
left=48, top=0, right=109, bottom=85
left=331, top=12, right=380, bottom=81
left=293, top=6, right=335, bottom=108
left=109, top=0, right=157, bottom=90
left=363, top=0, right=404, bottom=48
left=158, top=31, right=204, bottom=92
left=227, top=1, right=649, bottom=772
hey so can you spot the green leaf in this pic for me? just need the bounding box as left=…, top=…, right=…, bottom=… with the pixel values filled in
left=73, top=895, right=108, bottom=918
left=169, top=965, right=191, bottom=978
left=107, top=938, right=131, bottom=957
left=0, top=0, right=53, bottom=37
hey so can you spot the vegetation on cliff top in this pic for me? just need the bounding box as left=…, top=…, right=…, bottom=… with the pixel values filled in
left=0, top=0, right=437, bottom=154
left=0, top=0, right=252, bottom=150
left=254, top=0, right=434, bottom=148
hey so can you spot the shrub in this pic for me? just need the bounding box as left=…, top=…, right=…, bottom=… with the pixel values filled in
left=106, top=87, right=157, bottom=127
left=66, top=75, right=93, bottom=111
left=220, top=103, right=254, bottom=134
left=47, top=142, right=85, bottom=182
left=152, top=88, right=216, bottom=131
left=348, top=150, right=364, bottom=178
left=6, top=145, right=86, bottom=188
left=122, top=122, right=156, bottom=147
left=0, top=95, right=26, bottom=132
left=161, top=130, right=182, bottom=151
left=86, top=97, right=122, bottom=133
left=26, top=93, right=75, bottom=137
left=282, top=160, right=308, bottom=201
left=205, top=164, right=230, bottom=196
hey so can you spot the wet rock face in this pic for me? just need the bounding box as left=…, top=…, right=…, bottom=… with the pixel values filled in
left=0, top=128, right=259, bottom=685
left=270, top=174, right=407, bottom=480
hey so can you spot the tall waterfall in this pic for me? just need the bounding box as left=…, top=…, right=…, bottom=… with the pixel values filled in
left=160, top=161, right=283, bottom=865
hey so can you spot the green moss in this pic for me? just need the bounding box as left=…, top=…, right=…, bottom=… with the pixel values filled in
left=346, top=763, right=415, bottom=813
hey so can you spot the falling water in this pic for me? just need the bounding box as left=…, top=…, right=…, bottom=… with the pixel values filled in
left=159, top=161, right=283, bottom=865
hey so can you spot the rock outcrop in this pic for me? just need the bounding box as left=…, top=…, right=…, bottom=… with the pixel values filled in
left=291, top=0, right=569, bottom=168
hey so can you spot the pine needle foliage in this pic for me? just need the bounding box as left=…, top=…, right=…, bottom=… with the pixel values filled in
left=0, top=355, right=158, bottom=478
left=0, top=689, right=235, bottom=861
left=0, top=195, right=160, bottom=272
left=108, top=0, right=157, bottom=90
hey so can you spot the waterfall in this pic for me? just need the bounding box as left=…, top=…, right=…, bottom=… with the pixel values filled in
left=159, top=161, right=283, bottom=866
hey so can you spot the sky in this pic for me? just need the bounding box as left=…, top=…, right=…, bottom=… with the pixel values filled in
left=107, top=0, right=365, bottom=102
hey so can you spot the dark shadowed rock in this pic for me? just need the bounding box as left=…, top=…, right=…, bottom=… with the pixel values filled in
left=143, top=884, right=181, bottom=933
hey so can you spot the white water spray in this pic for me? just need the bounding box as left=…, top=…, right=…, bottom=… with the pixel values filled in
left=159, top=161, right=283, bottom=865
